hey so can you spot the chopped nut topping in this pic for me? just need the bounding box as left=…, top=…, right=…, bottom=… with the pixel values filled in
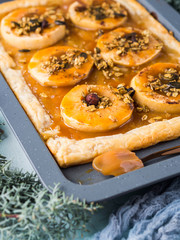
left=148, top=116, right=162, bottom=123
left=42, top=50, right=89, bottom=75
left=54, top=20, right=66, bottom=25
left=136, top=105, right=150, bottom=113
left=11, top=8, right=63, bottom=36
left=40, top=92, right=48, bottom=98
left=142, top=114, right=148, bottom=121
left=93, top=47, right=124, bottom=79
left=82, top=85, right=134, bottom=112
left=11, top=17, right=48, bottom=36
left=75, top=2, right=127, bottom=21
left=86, top=105, right=97, bottom=112
left=82, top=84, right=134, bottom=111
left=146, top=68, right=180, bottom=97
left=95, top=29, right=104, bottom=38
left=18, top=59, right=26, bottom=63
left=104, top=30, right=151, bottom=56
left=115, top=84, right=134, bottom=104
left=82, top=89, right=112, bottom=111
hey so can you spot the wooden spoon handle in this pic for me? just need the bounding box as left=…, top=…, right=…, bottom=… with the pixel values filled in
left=162, top=147, right=180, bottom=156
left=142, top=145, right=180, bottom=163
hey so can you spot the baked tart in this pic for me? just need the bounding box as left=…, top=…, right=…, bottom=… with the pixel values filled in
left=0, top=0, right=180, bottom=168
left=28, top=46, right=94, bottom=86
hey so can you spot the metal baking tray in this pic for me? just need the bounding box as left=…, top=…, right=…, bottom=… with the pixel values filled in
left=0, top=0, right=180, bottom=202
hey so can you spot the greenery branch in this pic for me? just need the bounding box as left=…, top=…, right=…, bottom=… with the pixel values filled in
left=0, top=129, right=101, bottom=240
left=165, top=0, right=180, bottom=12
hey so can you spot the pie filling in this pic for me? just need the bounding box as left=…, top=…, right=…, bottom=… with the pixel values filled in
left=0, top=0, right=180, bottom=140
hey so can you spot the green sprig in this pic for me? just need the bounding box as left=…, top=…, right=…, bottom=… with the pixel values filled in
left=165, top=0, right=180, bottom=12
left=0, top=132, right=101, bottom=240
left=0, top=160, right=101, bottom=240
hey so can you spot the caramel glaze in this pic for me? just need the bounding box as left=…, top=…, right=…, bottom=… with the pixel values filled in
left=92, top=148, right=144, bottom=176
left=0, top=1, right=180, bottom=140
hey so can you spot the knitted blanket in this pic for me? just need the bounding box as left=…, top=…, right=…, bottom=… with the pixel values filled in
left=93, top=177, right=180, bottom=240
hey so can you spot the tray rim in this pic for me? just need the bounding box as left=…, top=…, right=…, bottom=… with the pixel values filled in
left=0, top=0, right=180, bottom=202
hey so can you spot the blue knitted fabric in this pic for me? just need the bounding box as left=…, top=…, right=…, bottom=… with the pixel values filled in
left=93, top=177, right=180, bottom=240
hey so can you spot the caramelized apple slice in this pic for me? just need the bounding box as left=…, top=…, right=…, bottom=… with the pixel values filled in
left=60, top=85, right=134, bottom=132
left=131, top=63, right=180, bottom=113
left=68, top=1, right=128, bottom=30
left=1, top=7, right=66, bottom=50
left=28, top=46, right=94, bottom=87
left=92, top=148, right=144, bottom=176
left=96, top=27, right=162, bottom=67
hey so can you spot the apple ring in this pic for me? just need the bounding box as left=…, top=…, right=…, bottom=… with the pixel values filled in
left=61, top=85, right=134, bottom=132
left=28, top=46, right=94, bottom=87
left=68, top=1, right=128, bottom=30
left=131, top=63, right=180, bottom=113
left=96, top=27, right=163, bottom=67
left=1, top=6, right=66, bottom=50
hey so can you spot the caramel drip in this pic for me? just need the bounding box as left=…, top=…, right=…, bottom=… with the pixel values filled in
left=92, top=149, right=144, bottom=176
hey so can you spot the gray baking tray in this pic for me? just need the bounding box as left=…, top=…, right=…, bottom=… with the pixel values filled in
left=0, top=0, right=180, bottom=202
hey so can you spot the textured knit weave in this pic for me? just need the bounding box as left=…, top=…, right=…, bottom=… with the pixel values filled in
left=93, top=177, right=180, bottom=240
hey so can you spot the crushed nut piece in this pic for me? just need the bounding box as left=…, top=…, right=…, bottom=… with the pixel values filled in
left=142, top=114, right=148, bottom=121
left=115, top=84, right=134, bottom=104
left=146, top=67, right=180, bottom=97
left=104, top=30, right=152, bottom=57
left=136, top=105, right=150, bottom=113
left=40, top=92, right=48, bottom=98
left=83, top=90, right=112, bottom=111
left=42, top=49, right=89, bottom=75
left=75, top=2, right=127, bottom=21
left=93, top=48, right=123, bottom=79
left=148, top=116, right=162, bottom=123
left=95, top=29, right=104, bottom=38
left=11, top=7, right=63, bottom=36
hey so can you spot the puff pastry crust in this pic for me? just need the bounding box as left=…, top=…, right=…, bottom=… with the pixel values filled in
left=0, top=0, right=180, bottom=167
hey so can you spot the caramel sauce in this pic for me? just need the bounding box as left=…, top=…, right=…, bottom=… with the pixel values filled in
left=0, top=1, right=180, bottom=140
left=92, top=148, right=144, bottom=176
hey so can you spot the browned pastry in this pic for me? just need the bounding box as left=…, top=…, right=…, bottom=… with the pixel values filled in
left=0, top=0, right=179, bottom=168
